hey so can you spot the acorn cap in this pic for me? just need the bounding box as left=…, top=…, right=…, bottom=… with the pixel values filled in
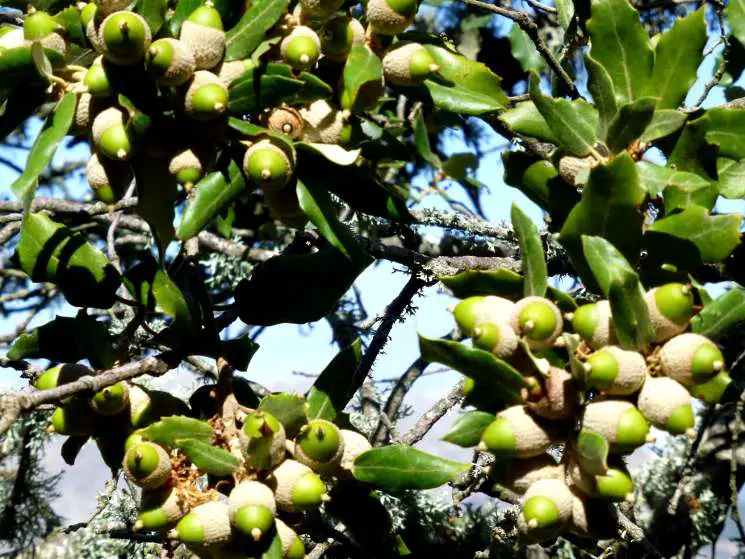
left=299, top=100, right=346, bottom=145
left=382, top=42, right=439, bottom=86
left=50, top=399, right=96, bottom=436
left=366, top=0, right=418, bottom=35
left=495, top=455, right=565, bottom=495
left=569, top=488, right=619, bottom=539
left=528, top=367, right=576, bottom=421
left=137, top=484, right=189, bottom=531
left=146, top=38, right=196, bottom=86
left=480, top=406, right=552, bottom=459
left=510, top=296, right=563, bottom=349
left=452, top=295, right=515, bottom=336
left=228, top=480, right=277, bottom=521
left=96, top=0, right=133, bottom=16
left=660, top=333, right=724, bottom=387
left=171, top=501, right=232, bottom=546
left=84, top=57, right=113, bottom=96
left=90, top=381, right=130, bottom=415
left=168, top=148, right=204, bottom=186
left=320, top=15, right=365, bottom=62
left=280, top=26, right=321, bottom=71
left=472, top=320, right=519, bottom=361
left=180, top=5, right=225, bottom=70
left=567, top=456, right=634, bottom=502
left=271, top=459, right=327, bottom=513
left=294, top=419, right=345, bottom=474
left=584, top=345, right=646, bottom=396
left=92, top=106, right=134, bottom=161
left=300, top=0, right=346, bottom=18
left=637, top=375, right=694, bottom=435
left=520, top=479, right=573, bottom=540
left=124, top=441, right=172, bottom=489
left=571, top=300, right=616, bottom=349
left=184, top=70, right=228, bottom=121
left=645, top=283, right=694, bottom=343
left=100, top=11, right=152, bottom=65
left=581, top=400, right=650, bottom=454
left=265, top=107, right=304, bottom=139
left=338, top=429, right=372, bottom=472
left=242, top=410, right=287, bottom=470
left=243, top=139, right=293, bottom=191
left=689, top=370, right=732, bottom=404
left=275, top=519, right=305, bottom=559
left=217, top=59, right=253, bottom=87
left=71, top=92, right=98, bottom=136
left=34, top=364, right=89, bottom=391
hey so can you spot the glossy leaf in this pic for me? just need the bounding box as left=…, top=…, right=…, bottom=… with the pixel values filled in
left=499, top=102, right=557, bottom=143
left=574, top=431, right=609, bottom=476
left=225, top=0, right=291, bottom=60
left=306, top=339, right=363, bottom=422
left=442, top=153, right=478, bottom=179
left=636, top=161, right=711, bottom=198
left=605, top=97, right=657, bottom=154
left=705, top=107, right=745, bottom=160
left=7, top=316, right=84, bottom=363
left=413, top=110, right=441, bottom=167
left=442, top=411, right=495, bottom=447
left=132, top=155, right=177, bottom=258
left=352, top=445, right=469, bottom=492
left=640, top=110, right=687, bottom=143
left=136, top=0, right=168, bottom=35
left=0, top=46, right=64, bottom=89
left=585, top=52, right=617, bottom=139
left=74, top=313, right=119, bottom=370
left=258, top=393, right=307, bottom=438
left=222, top=335, right=260, bottom=371
left=507, top=25, right=544, bottom=72
left=342, top=44, right=383, bottom=112
left=728, top=0, right=745, bottom=50
left=556, top=0, right=575, bottom=29
left=662, top=179, right=718, bottom=213
left=511, top=203, right=547, bottom=297
left=691, top=288, right=745, bottom=340
left=229, top=72, right=305, bottom=113
left=176, top=438, right=240, bottom=476
left=152, top=267, right=194, bottom=335
left=61, top=435, right=89, bottom=466
left=717, top=158, right=745, bottom=199
left=667, top=114, right=716, bottom=178
left=138, top=416, right=214, bottom=446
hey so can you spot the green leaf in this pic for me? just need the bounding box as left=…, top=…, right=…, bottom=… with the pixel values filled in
left=138, top=416, right=214, bottom=446
left=511, top=203, right=547, bottom=297
left=574, top=430, right=609, bottom=476
left=175, top=438, right=240, bottom=476
left=691, top=288, right=745, bottom=340
left=717, top=157, right=745, bottom=199
left=585, top=53, right=618, bottom=139
left=7, top=316, right=84, bottom=363
left=177, top=161, right=246, bottom=240
left=640, top=109, right=687, bottom=143
left=636, top=161, right=711, bottom=198
left=258, top=393, right=307, bottom=438
left=132, top=156, right=177, bottom=258
left=442, top=411, right=495, bottom=447
left=556, top=0, right=575, bottom=29
left=442, top=153, right=478, bottom=179
left=418, top=335, right=525, bottom=404
left=224, top=0, right=291, bottom=61
left=74, top=313, right=119, bottom=370
left=558, top=154, right=645, bottom=286
left=136, top=0, right=168, bottom=35
left=413, top=109, right=441, bottom=167
left=228, top=71, right=305, bottom=113
left=258, top=63, right=334, bottom=106
left=705, top=107, right=745, bottom=160
left=61, top=435, right=89, bottom=466
left=152, top=267, right=194, bottom=336
left=0, top=46, right=64, bottom=89
left=342, top=44, right=383, bottom=112
left=647, top=206, right=742, bottom=264
left=605, top=97, right=657, bottom=154
left=499, top=102, right=557, bottom=144
left=581, top=235, right=653, bottom=350
left=651, top=8, right=706, bottom=110
left=662, top=179, right=718, bottom=213
left=53, top=7, right=85, bottom=45
left=667, top=114, right=715, bottom=178
left=507, top=25, right=544, bottom=72
left=11, top=92, right=75, bottom=205
left=352, top=445, right=469, bottom=492
left=222, top=335, right=259, bottom=371
left=587, top=0, right=654, bottom=104
left=306, top=339, right=363, bottom=422
left=529, top=73, right=599, bottom=156
left=168, top=0, right=233, bottom=36
left=727, top=0, right=745, bottom=52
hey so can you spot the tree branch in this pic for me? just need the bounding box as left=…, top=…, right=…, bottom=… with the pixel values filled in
left=399, top=380, right=465, bottom=446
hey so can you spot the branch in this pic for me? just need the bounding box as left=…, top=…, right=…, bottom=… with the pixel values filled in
left=372, top=357, right=430, bottom=445
left=399, top=380, right=465, bottom=446
left=617, top=512, right=664, bottom=558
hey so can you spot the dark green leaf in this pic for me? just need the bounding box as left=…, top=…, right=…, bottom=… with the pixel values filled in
left=228, top=71, right=305, bottom=113
left=442, top=411, right=495, bottom=447
left=352, top=445, right=469, bottom=492
left=605, top=97, right=657, bottom=154
left=499, top=102, right=557, bottom=143
left=74, top=313, right=119, bottom=369
left=574, top=430, right=609, bottom=476
left=342, top=44, right=383, bottom=112
left=0, top=46, right=64, bottom=89
left=556, top=0, right=574, bottom=29
left=306, top=339, right=363, bottom=422
left=640, top=109, right=687, bottom=142
left=224, top=0, right=291, bottom=61
left=728, top=0, right=745, bottom=55
left=667, top=114, right=716, bottom=178
left=705, top=107, right=745, bottom=160
left=413, top=109, right=441, bottom=167
left=691, top=288, right=745, bottom=340
left=585, top=52, right=618, bottom=139
left=7, top=316, right=83, bottom=362
left=442, top=153, right=478, bottom=179
left=507, top=25, right=544, bottom=72
left=132, top=155, right=177, bottom=258
left=138, top=416, right=214, bottom=446
left=61, top=435, right=89, bottom=466
left=53, top=7, right=85, bottom=45
left=175, top=438, right=240, bottom=476
left=222, top=335, right=259, bottom=371
left=258, top=393, right=307, bottom=438
left=511, top=203, right=547, bottom=297
left=152, top=267, right=194, bottom=335
left=662, top=179, right=718, bottom=213
left=136, top=0, right=168, bottom=35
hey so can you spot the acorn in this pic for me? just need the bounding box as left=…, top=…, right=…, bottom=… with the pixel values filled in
left=263, top=107, right=304, bottom=139
left=168, top=148, right=206, bottom=188
left=689, top=370, right=732, bottom=404
left=294, top=419, right=345, bottom=475
left=83, top=4, right=105, bottom=54
left=84, top=56, right=113, bottom=96
left=451, top=295, right=516, bottom=337
left=263, top=187, right=308, bottom=229
left=243, top=139, right=294, bottom=191
left=146, top=38, right=196, bottom=86
left=184, top=70, right=228, bottom=121
left=583, top=346, right=646, bottom=396
left=659, top=333, right=725, bottom=387
left=136, top=483, right=189, bottom=531
left=217, top=59, right=253, bottom=87
left=129, top=384, right=190, bottom=428
left=527, top=367, right=576, bottom=421
left=491, top=455, right=565, bottom=495
left=124, top=441, right=172, bottom=489
left=366, top=0, right=419, bottom=36
left=90, top=381, right=130, bottom=416
left=0, top=28, right=24, bottom=50
left=275, top=519, right=306, bottom=559
left=479, top=406, right=552, bottom=459
left=71, top=92, right=101, bottom=136
left=228, top=481, right=276, bottom=542
left=319, top=15, right=365, bottom=62
left=270, top=459, right=328, bottom=513
left=299, top=100, right=347, bottom=145
left=645, top=283, right=694, bottom=342
left=99, top=11, right=151, bottom=65
left=24, top=10, right=67, bottom=57
left=96, top=0, right=133, bottom=16
left=637, top=376, right=695, bottom=435
left=519, top=479, right=573, bottom=541
left=338, top=429, right=372, bottom=473
left=280, top=26, right=321, bottom=71
left=567, top=457, right=634, bottom=502
left=87, top=151, right=133, bottom=203
left=34, top=364, right=89, bottom=391
left=300, top=0, right=345, bottom=18
left=49, top=399, right=97, bottom=436
left=169, top=501, right=232, bottom=548
left=581, top=400, right=651, bottom=454
left=509, top=296, right=563, bottom=350
left=382, top=42, right=439, bottom=86
left=569, top=489, right=619, bottom=540
left=124, top=430, right=146, bottom=452
left=179, top=2, right=225, bottom=70
left=570, top=299, right=616, bottom=350
left=242, top=410, right=287, bottom=470
left=91, top=106, right=135, bottom=161
left=471, top=320, right=519, bottom=361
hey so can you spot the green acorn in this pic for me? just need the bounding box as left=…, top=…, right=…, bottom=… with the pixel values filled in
left=99, top=11, right=151, bottom=65
left=84, top=56, right=113, bottom=96
left=49, top=399, right=97, bottom=436
left=183, top=70, right=228, bottom=121
left=688, top=370, right=732, bottom=404
left=270, top=459, right=329, bottom=513
left=242, top=410, right=287, bottom=470
left=34, top=364, right=89, bottom=391
left=146, top=38, right=196, bottom=86
left=300, top=0, right=345, bottom=18
left=471, top=320, right=519, bottom=360
left=0, top=28, right=24, bottom=50
left=275, top=519, right=306, bottom=559
left=124, top=441, right=172, bottom=489
left=264, top=107, right=304, bottom=139
left=659, top=333, right=725, bottom=388
left=320, top=15, right=365, bottom=62
left=217, top=59, right=254, bottom=87
left=645, top=282, right=694, bottom=343
left=567, top=457, right=634, bottom=502
left=91, top=106, right=135, bottom=161
left=24, top=9, right=67, bottom=56
left=124, top=430, right=146, bottom=453
left=637, top=376, right=695, bottom=435
left=90, top=381, right=130, bottom=416
left=570, top=299, right=616, bottom=349
left=569, top=489, right=619, bottom=540
left=281, top=26, right=321, bottom=71
left=299, top=100, right=348, bottom=145
left=510, top=296, right=563, bottom=350
left=96, top=0, right=133, bottom=16
left=169, top=501, right=232, bottom=548
left=71, top=93, right=101, bottom=137
left=479, top=405, right=552, bottom=459
left=450, top=295, right=515, bottom=337
left=168, top=148, right=206, bottom=188
left=87, top=151, right=133, bottom=203
left=382, top=42, right=439, bottom=86
left=129, top=384, right=190, bottom=428
left=519, top=479, right=573, bottom=542
left=583, top=345, right=646, bottom=396
left=135, top=484, right=189, bottom=531
left=338, top=429, right=373, bottom=473
left=294, top=419, right=345, bottom=475
left=491, top=455, right=565, bottom=495
left=581, top=400, right=652, bottom=454
left=179, top=2, right=225, bottom=70
left=243, top=139, right=294, bottom=191
left=83, top=4, right=105, bottom=54
left=366, top=0, right=419, bottom=35
left=228, top=481, right=276, bottom=541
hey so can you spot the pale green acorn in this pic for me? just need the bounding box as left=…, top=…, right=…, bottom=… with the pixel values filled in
left=645, top=282, right=695, bottom=343
left=490, top=455, right=565, bottom=495
left=281, top=26, right=321, bottom=71
left=124, top=441, right=172, bottom=489
left=519, top=479, right=573, bottom=542
left=49, top=399, right=97, bottom=436
left=84, top=56, right=113, bottom=97
left=659, top=332, right=725, bottom=388
left=275, top=519, right=306, bottom=559
left=135, top=484, right=189, bottom=531
left=145, top=38, right=196, bottom=87
left=688, top=370, right=732, bottom=404
left=217, top=59, right=253, bottom=87
left=89, top=381, right=130, bottom=416
left=91, top=106, right=135, bottom=161
left=319, top=15, right=365, bottom=62
left=294, top=419, right=345, bottom=475
left=263, top=106, right=304, bottom=139
left=184, top=70, right=228, bottom=121
left=34, top=364, right=89, bottom=391
left=179, top=2, right=225, bottom=70
left=243, top=139, right=294, bottom=191
left=479, top=405, right=552, bottom=459
left=338, top=429, right=372, bottom=474
left=570, top=299, right=616, bottom=349
left=269, top=459, right=329, bottom=513
left=129, top=384, right=189, bottom=428
left=24, top=9, right=67, bottom=57
left=382, top=42, right=439, bottom=86
left=583, top=345, right=647, bottom=396
left=637, top=375, right=695, bottom=435
left=471, top=320, right=519, bottom=361
left=366, top=0, right=419, bottom=36
left=567, top=456, right=634, bottom=502
left=580, top=400, right=652, bottom=454
left=228, top=480, right=276, bottom=542
left=450, top=295, right=515, bottom=337
left=242, top=410, right=287, bottom=470
left=99, top=11, right=152, bottom=65
left=168, top=148, right=205, bottom=188
left=169, top=501, right=232, bottom=548
left=509, top=296, right=563, bottom=350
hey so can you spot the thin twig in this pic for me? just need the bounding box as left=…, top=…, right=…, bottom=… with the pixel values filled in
left=399, top=380, right=465, bottom=446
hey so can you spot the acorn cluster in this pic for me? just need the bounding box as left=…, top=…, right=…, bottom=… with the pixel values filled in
left=451, top=283, right=731, bottom=543
left=10, top=0, right=437, bottom=227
